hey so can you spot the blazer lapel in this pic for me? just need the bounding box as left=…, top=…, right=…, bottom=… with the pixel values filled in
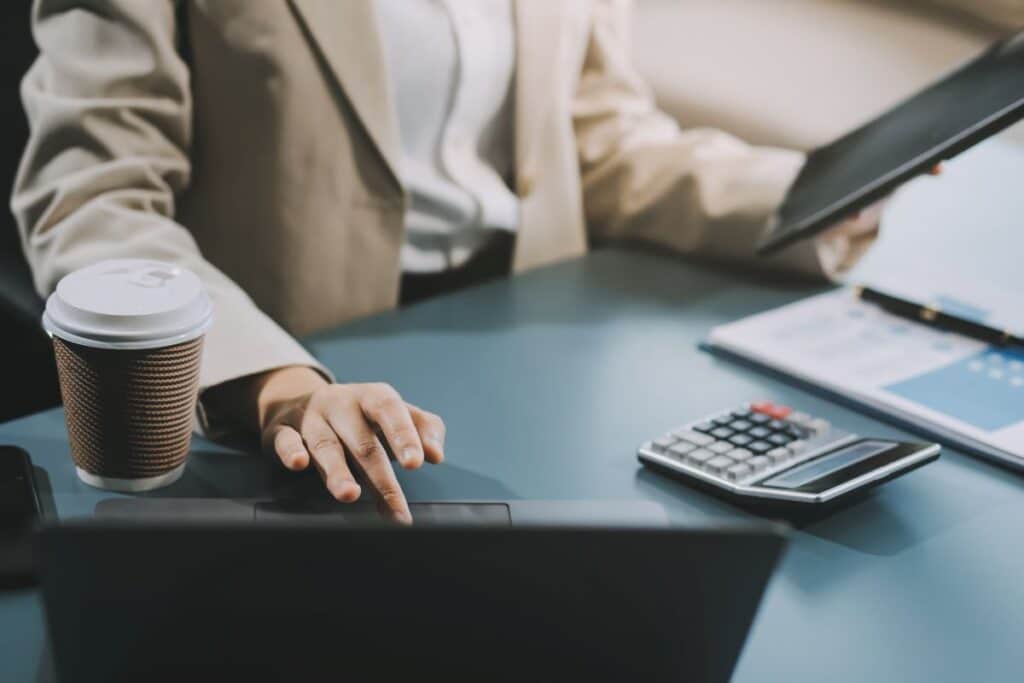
left=513, top=0, right=566, bottom=187
left=288, top=0, right=402, bottom=190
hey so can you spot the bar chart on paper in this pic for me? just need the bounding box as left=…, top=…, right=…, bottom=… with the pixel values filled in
left=887, top=347, right=1024, bottom=433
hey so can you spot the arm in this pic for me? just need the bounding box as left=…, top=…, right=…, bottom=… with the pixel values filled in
left=12, top=0, right=328, bottom=427
left=12, top=0, right=443, bottom=521
left=573, top=0, right=875, bottom=280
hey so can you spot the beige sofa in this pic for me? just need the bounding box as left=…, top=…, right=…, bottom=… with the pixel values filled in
left=631, top=0, right=1021, bottom=151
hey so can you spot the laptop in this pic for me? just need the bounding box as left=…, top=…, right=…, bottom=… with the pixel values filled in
left=37, top=505, right=786, bottom=682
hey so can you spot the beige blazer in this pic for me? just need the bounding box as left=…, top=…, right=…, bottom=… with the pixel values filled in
left=13, top=0, right=859, bottom=425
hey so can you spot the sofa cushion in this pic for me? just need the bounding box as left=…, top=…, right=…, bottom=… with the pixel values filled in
left=631, top=0, right=1001, bottom=150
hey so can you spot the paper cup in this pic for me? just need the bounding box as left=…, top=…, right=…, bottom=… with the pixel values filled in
left=43, top=260, right=214, bottom=492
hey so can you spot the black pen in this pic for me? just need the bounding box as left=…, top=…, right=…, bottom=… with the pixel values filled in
left=855, top=285, right=1024, bottom=348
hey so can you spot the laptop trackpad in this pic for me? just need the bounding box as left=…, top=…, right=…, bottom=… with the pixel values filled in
left=254, top=501, right=512, bottom=526
left=93, top=498, right=667, bottom=527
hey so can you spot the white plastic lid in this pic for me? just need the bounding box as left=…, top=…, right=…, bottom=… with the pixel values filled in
left=42, top=259, right=214, bottom=350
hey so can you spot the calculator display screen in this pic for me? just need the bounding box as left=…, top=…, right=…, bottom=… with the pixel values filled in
left=761, top=441, right=894, bottom=490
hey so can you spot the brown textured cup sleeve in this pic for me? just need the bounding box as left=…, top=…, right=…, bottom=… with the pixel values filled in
left=53, top=336, right=203, bottom=478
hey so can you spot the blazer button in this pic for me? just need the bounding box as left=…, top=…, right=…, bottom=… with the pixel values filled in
left=517, top=172, right=535, bottom=198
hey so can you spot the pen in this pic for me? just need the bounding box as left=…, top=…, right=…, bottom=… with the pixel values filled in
left=855, top=285, right=1024, bottom=348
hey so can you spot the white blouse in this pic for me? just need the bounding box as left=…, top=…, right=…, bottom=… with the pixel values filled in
left=376, top=0, right=519, bottom=274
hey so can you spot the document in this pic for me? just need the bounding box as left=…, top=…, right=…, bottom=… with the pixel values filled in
left=848, top=136, right=1024, bottom=336
left=707, top=288, right=1024, bottom=469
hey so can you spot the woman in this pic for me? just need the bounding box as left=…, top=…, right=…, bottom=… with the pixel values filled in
left=13, top=0, right=881, bottom=522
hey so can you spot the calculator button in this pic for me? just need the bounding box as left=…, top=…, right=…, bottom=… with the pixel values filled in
left=788, top=411, right=812, bottom=426
left=712, top=414, right=734, bottom=426
left=748, top=441, right=772, bottom=454
left=731, top=409, right=752, bottom=419
left=767, top=433, right=793, bottom=446
left=808, top=419, right=831, bottom=434
left=710, top=427, right=734, bottom=439
left=783, top=424, right=809, bottom=439
left=709, top=441, right=733, bottom=454
left=748, top=426, right=772, bottom=439
left=752, top=401, right=792, bottom=420
left=725, top=463, right=752, bottom=481
left=767, top=419, right=787, bottom=431
left=651, top=435, right=676, bottom=452
left=787, top=440, right=807, bottom=455
left=747, top=456, right=771, bottom=471
left=704, top=456, right=735, bottom=475
left=749, top=413, right=771, bottom=425
left=674, top=430, right=714, bottom=447
left=693, top=422, right=716, bottom=434
left=686, top=449, right=715, bottom=465
left=668, top=441, right=696, bottom=458
left=726, top=448, right=752, bottom=461
left=728, top=434, right=753, bottom=447
left=767, top=447, right=790, bottom=463
left=730, top=419, right=753, bottom=432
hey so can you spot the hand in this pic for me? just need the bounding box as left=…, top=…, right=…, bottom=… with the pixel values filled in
left=819, top=163, right=943, bottom=242
left=227, top=367, right=446, bottom=524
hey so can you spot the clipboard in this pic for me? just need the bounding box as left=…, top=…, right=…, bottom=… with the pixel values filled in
left=702, top=288, right=1024, bottom=472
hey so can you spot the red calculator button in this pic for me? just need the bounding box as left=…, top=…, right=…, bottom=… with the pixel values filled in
left=752, top=402, right=792, bottom=419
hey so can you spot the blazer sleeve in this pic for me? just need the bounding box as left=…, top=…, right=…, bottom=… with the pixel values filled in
left=11, top=0, right=332, bottom=435
left=572, top=0, right=875, bottom=280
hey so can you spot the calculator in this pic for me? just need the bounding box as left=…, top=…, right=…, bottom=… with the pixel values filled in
left=637, top=401, right=940, bottom=505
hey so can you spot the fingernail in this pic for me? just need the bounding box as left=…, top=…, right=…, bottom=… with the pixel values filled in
left=401, top=447, right=419, bottom=464
left=329, top=478, right=359, bottom=501
left=427, top=434, right=444, bottom=448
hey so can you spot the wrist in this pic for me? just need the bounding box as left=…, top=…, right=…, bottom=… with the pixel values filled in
left=255, top=365, right=328, bottom=402
left=204, top=366, right=328, bottom=435
left=253, top=366, right=329, bottom=427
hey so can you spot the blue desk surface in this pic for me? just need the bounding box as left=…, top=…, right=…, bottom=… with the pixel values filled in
left=3, top=247, right=1023, bottom=682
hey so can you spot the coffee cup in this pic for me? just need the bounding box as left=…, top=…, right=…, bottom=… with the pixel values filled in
left=42, top=259, right=214, bottom=492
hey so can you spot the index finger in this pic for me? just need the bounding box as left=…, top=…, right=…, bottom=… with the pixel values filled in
left=325, top=408, right=412, bottom=524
